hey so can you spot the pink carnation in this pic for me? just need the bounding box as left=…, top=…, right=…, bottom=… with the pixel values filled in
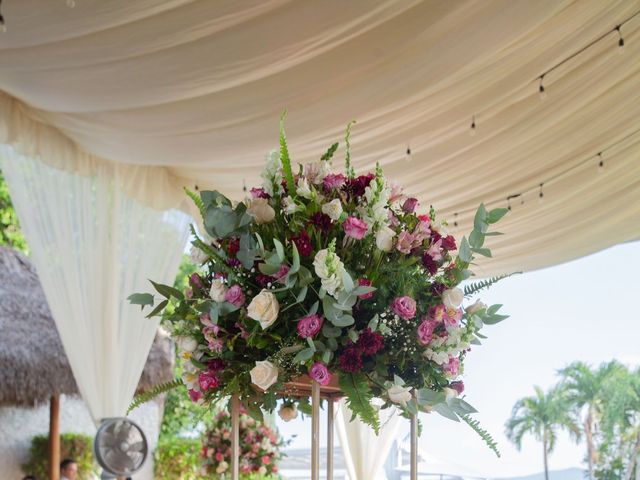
left=215, top=452, right=224, bottom=462
left=297, top=314, right=324, bottom=339
left=309, top=362, right=332, bottom=386
left=443, top=357, right=460, bottom=376
left=225, top=284, right=245, bottom=307
left=343, top=217, right=368, bottom=239
left=198, top=371, right=220, bottom=391
left=417, top=318, right=437, bottom=345
left=392, top=296, right=417, bottom=320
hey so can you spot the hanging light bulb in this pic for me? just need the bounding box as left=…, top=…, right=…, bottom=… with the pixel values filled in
left=406, top=145, right=412, bottom=162
left=616, top=26, right=625, bottom=54
left=469, top=116, right=477, bottom=137
left=538, top=183, right=544, bottom=204
left=453, top=213, right=458, bottom=228
left=539, top=76, right=547, bottom=101
left=597, top=153, right=604, bottom=173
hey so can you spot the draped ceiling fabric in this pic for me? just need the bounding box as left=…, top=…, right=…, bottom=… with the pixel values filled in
left=0, top=0, right=639, bottom=276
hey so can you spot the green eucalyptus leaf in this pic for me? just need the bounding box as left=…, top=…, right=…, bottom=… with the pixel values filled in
left=150, top=280, right=184, bottom=300
left=128, top=293, right=154, bottom=309
left=145, top=299, right=168, bottom=318
left=293, top=347, right=315, bottom=364
left=459, top=237, right=473, bottom=263
left=487, top=207, right=509, bottom=224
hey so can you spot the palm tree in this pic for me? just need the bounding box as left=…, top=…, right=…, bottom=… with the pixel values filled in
left=506, top=386, right=579, bottom=480
left=559, top=361, right=626, bottom=480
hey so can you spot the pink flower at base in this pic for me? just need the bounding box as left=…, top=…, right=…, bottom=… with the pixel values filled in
left=297, top=314, right=324, bottom=339
left=392, top=296, right=417, bottom=320
left=417, top=318, right=437, bottom=345
left=357, top=278, right=374, bottom=299
left=188, top=389, right=202, bottom=403
left=443, top=357, right=460, bottom=376
left=343, top=216, right=368, bottom=239
left=225, top=285, right=245, bottom=307
left=199, top=371, right=220, bottom=391
left=309, top=362, right=332, bottom=386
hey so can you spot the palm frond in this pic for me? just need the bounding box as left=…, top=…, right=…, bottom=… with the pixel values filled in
left=464, top=272, right=519, bottom=296
left=127, top=379, right=183, bottom=414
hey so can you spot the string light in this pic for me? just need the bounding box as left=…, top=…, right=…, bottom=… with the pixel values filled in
left=453, top=213, right=458, bottom=227
left=242, top=179, right=247, bottom=193
left=470, top=116, right=477, bottom=137
left=538, top=183, right=544, bottom=204
left=406, top=145, right=412, bottom=162
left=0, top=0, right=5, bottom=33
left=597, top=152, right=604, bottom=173
left=538, top=76, right=547, bottom=101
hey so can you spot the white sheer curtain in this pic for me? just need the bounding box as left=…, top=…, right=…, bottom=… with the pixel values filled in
left=0, top=147, right=190, bottom=422
left=336, top=400, right=401, bottom=480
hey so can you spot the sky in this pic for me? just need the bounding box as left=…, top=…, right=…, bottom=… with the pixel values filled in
left=276, top=240, right=640, bottom=478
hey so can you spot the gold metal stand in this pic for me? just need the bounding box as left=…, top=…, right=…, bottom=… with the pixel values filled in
left=410, top=411, right=418, bottom=480
left=231, top=395, right=240, bottom=480
left=327, top=398, right=334, bottom=480
left=311, top=381, right=321, bottom=480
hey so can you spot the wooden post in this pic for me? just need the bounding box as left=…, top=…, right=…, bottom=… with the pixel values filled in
left=311, top=381, right=320, bottom=480
left=326, top=398, right=334, bottom=480
left=49, top=394, right=60, bottom=480
left=410, top=412, right=418, bottom=480
left=231, top=395, right=240, bottom=480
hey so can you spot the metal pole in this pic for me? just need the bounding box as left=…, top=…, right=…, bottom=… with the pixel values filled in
left=327, top=398, right=334, bottom=480
left=231, top=395, right=240, bottom=480
left=311, top=381, right=321, bottom=480
left=410, top=411, right=418, bottom=480
left=49, top=394, right=60, bottom=480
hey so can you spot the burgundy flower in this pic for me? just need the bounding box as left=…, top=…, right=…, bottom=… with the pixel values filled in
left=291, top=230, right=313, bottom=257
left=250, top=187, right=270, bottom=199
left=227, top=237, right=240, bottom=256
left=225, top=258, right=241, bottom=268
left=339, top=346, right=364, bottom=373
left=343, top=173, right=375, bottom=199
left=309, top=212, right=332, bottom=232
left=431, top=282, right=446, bottom=296
left=225, top=285, right=245, bottom=307
left=430, top=230, right=442, bottom=243
left=198, top=371, right=220, bottom=391
left=357, top=328, right=384, bottom=355
left=357, top=278, right=374, bottom=299
left=189, top=273, right=203, bottom=290
left=450, top=380, right=465, bottom=395
left=442, top=235, right=457, bottom=251
left=422, top=251, right=438, bottom=275
left=402, top=197, right=418, bottom=213
left=255, top=274, right=272, bottom=286
left=309, top=362, right=332, bottom=386
left=208, top=359, right=225, bottom=372
left=323, top=173, right=347, bottom=192
left=297, top=314, right=324, bottom=339
left=188, top=389, right=202, bottom=403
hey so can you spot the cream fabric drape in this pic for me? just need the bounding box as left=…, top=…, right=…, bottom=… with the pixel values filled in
left=0, top=148, right=190, bottom=422
left=335, top=400, right=401, bottom=480
left=0, top=0, right=639, bottom=272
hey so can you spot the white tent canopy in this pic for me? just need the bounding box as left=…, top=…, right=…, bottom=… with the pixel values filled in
left=0, top=0, right=638, bottom=275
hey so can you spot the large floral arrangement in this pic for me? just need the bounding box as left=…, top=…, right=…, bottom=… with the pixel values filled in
left=201, top=410, right=285, bottom=478
left=130, top=118, right=509, bottom=443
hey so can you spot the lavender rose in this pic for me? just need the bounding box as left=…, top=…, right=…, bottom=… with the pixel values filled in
left=392, top=295, right=417, bottom=320
left=309, top=362, right=331, bottom=386
left=297, top=314, right=324, bottom=339
left=225, top=284, right=245, bottom=307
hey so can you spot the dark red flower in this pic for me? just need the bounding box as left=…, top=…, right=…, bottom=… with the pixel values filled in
left=255, top=274, right=271, bottom=286
left=291, top=230, right=313, bottom=257
left=422, top=251, right=438, bottom=275
left=208, top=359, right=225, bottom=372
left=357, top=278, right=374, bottom=299
left=450, top=380, right=465, bottom=395
left=339, top=346, right=364, bottom=373
left=431, top=282, right=446, bottom=296
left=430, top=230, right=442, bottom=243
left=227, top=237, right=240, bottom=256
left=189, top=273, right=203, bottom=290
left=250, top=187, right=270, bottom=199
left=225, top=258, right=241, bottom=268
left=309, top=212, right=332, bottom=232
left=343, top=173, right=375, bottom=199
left=357, top=328, right=384, bottom=356
left=442, top=235, right=457, bottom=251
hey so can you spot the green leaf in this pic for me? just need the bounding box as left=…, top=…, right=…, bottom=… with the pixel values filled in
left=416, top=388, right=445, bottom=406
left=296, top=286, right=308, bottom=303
left=461, top=415, right=501, bottom=457
left=326, top=337, right=338, bottom=351
left=469, top=229, right=485, bottom=249
left=145, top=299, right=168, bottom=318
left=449, top=398, right=478, bottom=415
left=279, top=111, right=296, bottom=197
left=474, top=203, right=488, bottom=234
left=367, top=314, right=379, bottom=331
left=433, top=403, right=460, bottom=422
left=459, top=237, right=473, bottom=263
left=307, top=337, right=316, bottom=351
left=127, top=293, right=154, bottom=309
left=331, top=314, right=355, bottom=327
left=487, top=207, right=509, bottom=224
left=127, top=379, right=183, bottom=414
left=150, top=280, right=184, bottom=300
left=205, top=208, right=237, bottom=238
left=320, top=142, right=339, bottom=162
left=322, top=350, right=332, bottom=364
left=184, top=188, right=206, bottom=219
left=463, top=272, right=520, bottom=296
left=293, top=347, right=315, bottom=364
left=344, top=121, right=356, bottom=178
left=472, top=247, right=492, bottom=258
left=273, top=238, right=285, bottom=262
left=290, top=243, right=300, bottom=274
left=339, top=372, right=379, bottom=433
left=309, top=301, right=319, bottom=315
left=258, top=262, right=281, bottom=275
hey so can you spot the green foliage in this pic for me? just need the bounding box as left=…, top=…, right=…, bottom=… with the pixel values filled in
left=184, top=188, right=206, bottom=219
left=22, top=433, right=96, bottom=480
left=463, top=272, right=520, bottom=296
left=279, top=111, right=296, bottom=196
left=154, top=438, right=203, bottom=480
left=127, top=379, right=183, bottom=414
left=339, top=372, right=379, bottom=433
left=461, top=415, right=501, bottom=457
left=320, top=142, right=339, bottom=163
left=0, top=169, right=28, bottom=254
left=344, top=121, right=356, bottom=178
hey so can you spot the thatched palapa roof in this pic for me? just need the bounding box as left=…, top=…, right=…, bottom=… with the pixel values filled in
left=0, top=246, right=174, bottom=407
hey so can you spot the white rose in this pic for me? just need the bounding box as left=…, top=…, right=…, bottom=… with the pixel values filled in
left=258, top=466, right=267, bottom=475
left=216, top=461, right=228, bottom=474
left=176, top=336, right=198, bottom=353
left=209, top=278, right=228, bottom=303
left=296, top=177, right=312, bottom=199
left=387, top=385, right=412, bottom=407
left=189, top=245, right=208, bottom=264
left=442, top=288, right=464, bottom=310
left=465, top=299, right=487, bottom=315
left=375, top=225, right=395, bottom=252
left=247, top=198, right=276, bottom=224
left=278, top=404, right=298, bottom=422
left=322, top=199, right=343, bottom=221
left=247, top=290, right=280, bottom=329
left=250, top=360, right=279, bottom=391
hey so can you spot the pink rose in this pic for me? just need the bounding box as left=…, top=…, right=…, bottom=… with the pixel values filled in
left=402, top=197, right=418, bottom=213
left=443, top=357, right=460, bottom=376
left=261, top=455, right=271, bottom=465
left=395, top=231, right=415, bottom=254
left=323, top=173, right=346, bottom=191
left=297, top=314, right=324, bottom=339
left=357, top=278, right=374, bottom=299
left=343, top=217, right=368, bottom=239
left=215, top=452, right=224, bottom=462
left=417, top=318, right=437, bottom=345
left=392, top=296, right=417, bottom=320
left=225, top=285, right=245, bottom=307
left=450, top=380, right=465, bottom=395
left=188, top=389, right=202, bottom=403
left=309, top=362, right=332, bottom=386
left=198, top=371, right=220, bottom=391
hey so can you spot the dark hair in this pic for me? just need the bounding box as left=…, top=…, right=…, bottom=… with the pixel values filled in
left=22, top=476, right=37, bottom=480
left=60, top=458, right=76, bottom=470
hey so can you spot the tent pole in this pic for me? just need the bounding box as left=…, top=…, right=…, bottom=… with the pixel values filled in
left=327, top=398, right=334, bottom=480
left=410, top=410, right=418, bottom=480
left=311, top=381, right=320, bottom=480
left=49, top=394, right=60, bottom=480
left=231, top=395, right=240, bottom=480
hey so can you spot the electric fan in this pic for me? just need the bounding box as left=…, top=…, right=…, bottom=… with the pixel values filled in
left=94, top=417, right=148, bottom=479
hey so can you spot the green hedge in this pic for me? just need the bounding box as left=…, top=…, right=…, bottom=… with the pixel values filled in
left=22, top=433, right=96, bottom=480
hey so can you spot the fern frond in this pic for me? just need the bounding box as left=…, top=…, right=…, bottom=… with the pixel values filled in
left=127, top=379, right=183, bottom=414
left=320, top=142, right=339, bottom=163
left=464, top=272, right=520, bottom=296
left=461, top=414, right=501, bottom=457
left=339, top=372, right=379, bottom=433
left=184, top=188, right=206, bottom=219
left=279, top=111, right=296, bottom=196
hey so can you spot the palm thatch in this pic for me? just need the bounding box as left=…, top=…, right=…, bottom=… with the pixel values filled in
left=0, top=246, right=174, bottom=407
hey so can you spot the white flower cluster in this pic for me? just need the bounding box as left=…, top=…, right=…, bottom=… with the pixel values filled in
left=260, top=150, right=282, bottom=196
left=313, top=247, right=347, bottom=297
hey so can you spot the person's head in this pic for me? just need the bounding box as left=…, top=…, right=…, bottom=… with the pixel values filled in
left=22, top=476, right=37, bottom=480
left=60, top=458, right=78, bottom=480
